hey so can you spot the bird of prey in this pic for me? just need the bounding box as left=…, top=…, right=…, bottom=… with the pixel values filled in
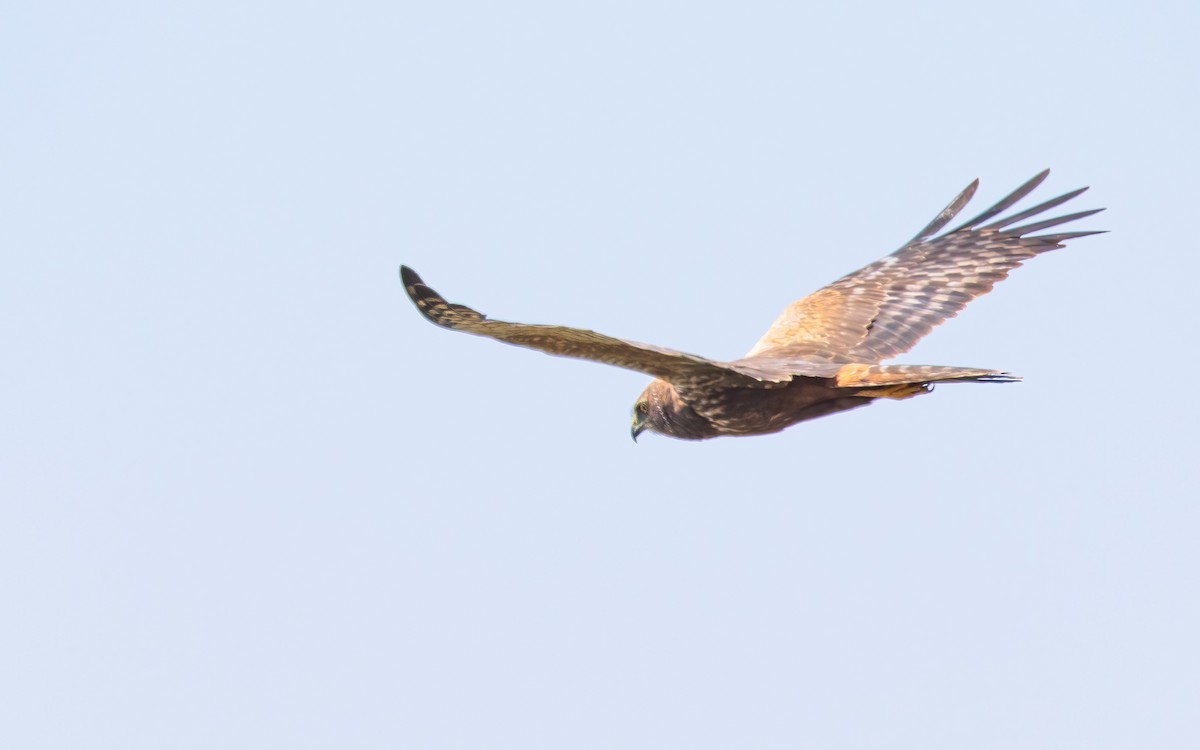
left=401, top=170, right=1103, bottom=441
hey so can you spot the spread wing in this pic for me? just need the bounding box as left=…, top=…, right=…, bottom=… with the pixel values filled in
left=747, top=170, right=1105, bottom=362
left=400, top=266, right=838, bottom=387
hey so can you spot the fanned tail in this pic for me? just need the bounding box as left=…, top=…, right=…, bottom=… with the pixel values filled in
left=835, top=363, right=1021, bottom=388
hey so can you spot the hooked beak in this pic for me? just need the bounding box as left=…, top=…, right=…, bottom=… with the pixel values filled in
left=631, top=415, right=648, bottom=443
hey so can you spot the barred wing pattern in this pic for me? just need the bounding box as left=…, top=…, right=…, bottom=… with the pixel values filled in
left=747, top=171, right=1104, bottom=363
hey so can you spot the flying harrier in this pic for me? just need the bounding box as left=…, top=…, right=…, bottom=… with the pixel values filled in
left=401, top=170, right=1103, bottom=441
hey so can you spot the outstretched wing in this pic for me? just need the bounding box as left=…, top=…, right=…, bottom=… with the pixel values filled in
left=747, top=170, right=1105, bottom=362
left=400, top=266, right=830, bottom=387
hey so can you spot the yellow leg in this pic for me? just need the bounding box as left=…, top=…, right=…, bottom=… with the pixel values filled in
left=853, top=383, right=932, bottom=400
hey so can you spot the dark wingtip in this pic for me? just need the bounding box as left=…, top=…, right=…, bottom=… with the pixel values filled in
left=1035, top=229, right=1109, bottom=245
left=400, top=265, right=421, bottom=287
left=398, top=264, right=439, bottom=321
left=909, top=177, right=980, bottom=243
left=399, top=265, right=427, bottom=306
left=1008, top=207, right=1106, bottom=237
left=949, top=169, right=1053, bottom=233
left=397, top=266, right=485, bottom=329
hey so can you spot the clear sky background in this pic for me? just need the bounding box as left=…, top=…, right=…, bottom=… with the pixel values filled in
left=4, top=2, right=1199, bottom=748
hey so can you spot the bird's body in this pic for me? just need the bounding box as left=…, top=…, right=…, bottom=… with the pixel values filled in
left=635, top=377, right=869, bottom=440
left=632, top=360, right=1018, bottom=440
left=401, top=171, right=1103, bottom=441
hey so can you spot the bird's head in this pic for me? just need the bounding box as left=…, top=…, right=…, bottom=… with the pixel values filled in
left=631, top=380, right=714, bottom=442
left=630, top=383, right=658, bottom=442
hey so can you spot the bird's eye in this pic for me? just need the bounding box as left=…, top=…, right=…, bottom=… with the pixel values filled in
left=636, top=401, right=649, bottom=414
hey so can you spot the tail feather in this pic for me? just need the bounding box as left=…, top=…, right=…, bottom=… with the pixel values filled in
left=835, top=363, right=1021, bottom=388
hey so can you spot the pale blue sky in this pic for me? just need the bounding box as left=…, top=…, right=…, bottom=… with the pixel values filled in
left=3, top=1, right=1199, bottom=748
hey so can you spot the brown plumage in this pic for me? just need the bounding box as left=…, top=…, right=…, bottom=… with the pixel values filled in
left=400, top=170, right=1103, bottom=440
